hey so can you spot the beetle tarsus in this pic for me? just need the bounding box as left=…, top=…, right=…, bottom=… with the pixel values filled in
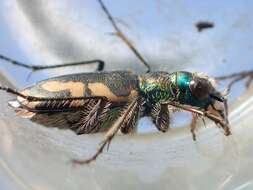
left=71, top=140, right=107, bottom=165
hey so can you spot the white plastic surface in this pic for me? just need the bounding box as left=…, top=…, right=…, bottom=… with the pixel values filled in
left=1, top=74, right=253, bottom=190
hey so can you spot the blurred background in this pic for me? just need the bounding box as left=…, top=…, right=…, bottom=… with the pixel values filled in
left=0, top=0, right=253, bottom=189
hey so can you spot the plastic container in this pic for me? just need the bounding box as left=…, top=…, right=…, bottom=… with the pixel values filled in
left=0, top=1, right=252, bottom=189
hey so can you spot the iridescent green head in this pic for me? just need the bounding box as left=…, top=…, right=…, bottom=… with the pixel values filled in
left=139, top=71, right=224, bottom=110
left=170, top=71, right=224, bottom=109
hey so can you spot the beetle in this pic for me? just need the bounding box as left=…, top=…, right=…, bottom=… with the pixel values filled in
left=0, top=0, right=233, bottom=164
left=0, top=56, right=231, bottom=164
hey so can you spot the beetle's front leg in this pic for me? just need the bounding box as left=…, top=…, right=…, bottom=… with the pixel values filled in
left=166, top=102, right=231, bottom=137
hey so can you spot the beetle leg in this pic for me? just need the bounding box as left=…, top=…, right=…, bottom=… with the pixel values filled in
left=245, top=75, right=253, bottom=88
left=0, top=54, right=104, bottom=72
left=150, top=103, right=170, bottom=132
left=97, top=0, right=150, bottom=72
left=71, top=98, right=139, bottom=165
left=73, top=100, right=112, bottom=134
left=190, top=114, right=198, bottom=141
left=166, top=102, right=231, bottom=137
left=215, top=69, right=253, bottom=93
left=120, top=99, right=143, bottom=134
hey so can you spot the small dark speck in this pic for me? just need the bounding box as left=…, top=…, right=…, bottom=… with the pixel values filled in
left=196, top=21, right=214, bottom=32
left=222, top=59, right=227, bottom=63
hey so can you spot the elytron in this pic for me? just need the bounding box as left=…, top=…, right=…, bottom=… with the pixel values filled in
left=2, top=0, right=252, bottom=165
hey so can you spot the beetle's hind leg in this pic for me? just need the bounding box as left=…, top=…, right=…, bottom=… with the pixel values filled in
left=71, top=98, right=140, bottom=165
left=0, top=53, right=105, bottom=72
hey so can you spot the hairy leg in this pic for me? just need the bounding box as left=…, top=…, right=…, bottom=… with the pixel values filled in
left=150, top=103, right=170, bottom=132
left=166, top=102, right=231, bottom=137
left=71, top=97, right=140, bottom=165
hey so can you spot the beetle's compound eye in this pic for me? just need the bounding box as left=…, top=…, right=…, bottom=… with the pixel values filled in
left=189, top=79, right=210, bottom=100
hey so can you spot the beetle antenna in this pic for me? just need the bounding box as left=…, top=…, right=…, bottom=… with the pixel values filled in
left=97, top=0, right=151, bottom=73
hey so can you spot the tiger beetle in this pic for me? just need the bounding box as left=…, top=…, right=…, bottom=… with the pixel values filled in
left=0, top=0, right=240, bottom=165
left=0, top=56, right=232, bottom=164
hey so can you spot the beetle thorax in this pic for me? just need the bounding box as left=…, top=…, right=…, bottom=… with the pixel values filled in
left=138, top=72, right=175, bottom=104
